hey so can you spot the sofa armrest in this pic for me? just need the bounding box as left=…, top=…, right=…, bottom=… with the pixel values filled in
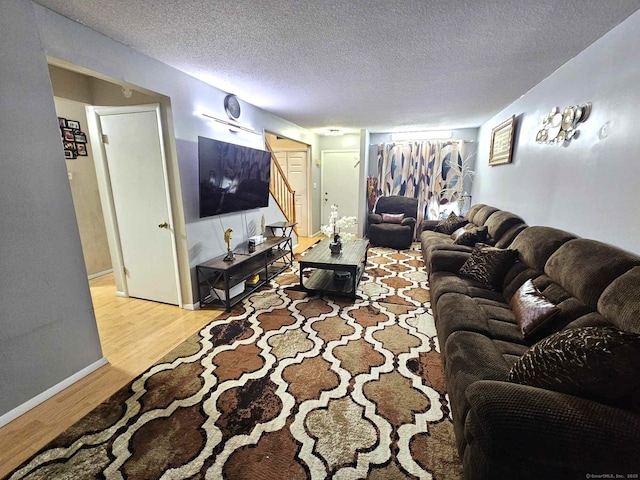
left=401, top=216, right=416, bottom=227
left=420, top=219, right=440, bottom=232
left=368, top=213, right=382, bottom=225
left=429, top=250, right=470, bottom=273
left=465, top=380, right=640, bottom=472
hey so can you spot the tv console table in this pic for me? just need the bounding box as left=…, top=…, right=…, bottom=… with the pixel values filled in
left=196, top=235, right=294, bottom=311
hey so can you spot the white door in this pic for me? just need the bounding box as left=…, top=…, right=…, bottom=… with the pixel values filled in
left=274, top=150, right=310, bottom=237
left=96, top=105, right=180, bottom=305
left=321, top=150, right=360, bottom=234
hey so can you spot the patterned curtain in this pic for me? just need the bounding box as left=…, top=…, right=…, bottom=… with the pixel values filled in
left=376, top=141, right=463, bottom=230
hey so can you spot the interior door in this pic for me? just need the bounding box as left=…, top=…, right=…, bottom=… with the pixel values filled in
left=321, top=150, right=360, bottom=235
left=97, top=106, right=180, bottom=305
left=274, top=150, right=309, bottom=236
left=284, top=151, right=308, bottom=237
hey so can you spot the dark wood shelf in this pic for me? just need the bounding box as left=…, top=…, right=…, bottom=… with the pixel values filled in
left=196, top=235, right=293, bottom=311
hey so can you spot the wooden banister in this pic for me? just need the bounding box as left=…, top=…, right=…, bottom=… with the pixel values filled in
left=265, top=140, right=297, bottom=231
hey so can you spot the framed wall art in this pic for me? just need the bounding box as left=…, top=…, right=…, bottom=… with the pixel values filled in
left=489, top=115, right=516, bottom=166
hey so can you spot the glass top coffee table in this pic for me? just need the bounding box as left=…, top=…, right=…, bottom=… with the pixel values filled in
left=298, top=238, right=369, bottom=299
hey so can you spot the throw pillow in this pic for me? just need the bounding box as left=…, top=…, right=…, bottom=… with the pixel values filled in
left=510, top=279, right=560, bottom=337
left=381, top=213, right=404, bottom=224
left=451, top=226, right=488, bottom=247
left=434, top=213, right=467, bottom=234
left=458, top=243, right=518, bottom=290
left=508, top=326, right=640, bottom=411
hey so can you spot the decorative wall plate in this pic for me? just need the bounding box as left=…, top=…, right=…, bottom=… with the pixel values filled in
left=536, top=102, right=591, bottom=147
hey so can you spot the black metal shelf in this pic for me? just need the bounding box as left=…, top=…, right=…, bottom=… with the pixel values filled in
left=196, top=235, right=294, bottom=311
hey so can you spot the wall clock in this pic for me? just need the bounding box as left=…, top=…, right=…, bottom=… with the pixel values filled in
left=224, top=94, right=241, bottom=120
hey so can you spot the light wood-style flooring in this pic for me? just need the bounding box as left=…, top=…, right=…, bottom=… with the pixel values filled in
left=0, top=236, right=319, bottom=478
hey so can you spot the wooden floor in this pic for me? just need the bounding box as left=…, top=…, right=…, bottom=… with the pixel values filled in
left=0, top=236, right=318, bottom=477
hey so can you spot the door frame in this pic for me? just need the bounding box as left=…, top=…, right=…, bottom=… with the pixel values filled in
left=85, top=103, right=183, bottom=307
left=320, top=149, right=360, bottom=226
left=264, top=132, right=312, bottom=237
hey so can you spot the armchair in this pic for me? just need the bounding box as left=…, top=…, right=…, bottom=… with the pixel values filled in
left=367, top=196, right=418, bottom=249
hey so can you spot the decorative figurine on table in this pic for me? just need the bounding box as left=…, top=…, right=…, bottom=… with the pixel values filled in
left=261, top=214, right=266, bottom=237
left=223, top=228, right=235, bottom=262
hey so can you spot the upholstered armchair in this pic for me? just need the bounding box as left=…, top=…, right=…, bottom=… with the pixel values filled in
left=367, top=196, right=418, bottom=249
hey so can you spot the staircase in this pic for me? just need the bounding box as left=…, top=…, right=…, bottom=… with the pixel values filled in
left=265, top=140, right=297, bottom=230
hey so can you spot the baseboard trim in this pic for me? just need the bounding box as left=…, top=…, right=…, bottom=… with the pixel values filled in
left=87, top=268, right=113, bottom=280
left=182, top=303, right=199, bottom=310
left=0, top=357, right=109, bottom=429
left=115, top=291, right=126, bottom=297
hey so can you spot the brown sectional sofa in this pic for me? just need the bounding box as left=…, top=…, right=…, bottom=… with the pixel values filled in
left=421, top=205, right=640, bottom=479
left=420, top=204, right=527, bottom=271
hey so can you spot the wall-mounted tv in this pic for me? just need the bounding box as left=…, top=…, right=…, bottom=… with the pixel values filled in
left=198, top=136, right=272, bottom=218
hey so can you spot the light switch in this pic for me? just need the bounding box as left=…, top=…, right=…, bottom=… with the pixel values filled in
left=68, top=172, right=73, bottom=180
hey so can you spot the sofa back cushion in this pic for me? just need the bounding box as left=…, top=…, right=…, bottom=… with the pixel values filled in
left=484, top=211, right=525, bottom=245
left=511, top=226, right=577, bottom=272
left=469, top=205, right=499, bottom=226
left=464, top=203, right=485, bottom=222
left=598, top=266, right=640, bottom=334
left=545, top=239, right=640, bottom=310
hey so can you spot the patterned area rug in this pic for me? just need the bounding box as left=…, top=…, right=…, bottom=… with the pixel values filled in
left=8, top=245, right=462, bottom=480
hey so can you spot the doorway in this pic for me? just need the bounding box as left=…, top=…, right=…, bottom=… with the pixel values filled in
left=88, top=104, right=181, bottom=305
left=321, top=150, right=360, bottom=233
left=265, top=132, right=312, bottom=237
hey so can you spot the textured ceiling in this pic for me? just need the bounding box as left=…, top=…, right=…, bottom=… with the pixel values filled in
left=34, top=0, right=640, bottom=134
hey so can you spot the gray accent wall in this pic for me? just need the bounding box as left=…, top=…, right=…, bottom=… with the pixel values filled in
left=474, top=10, right=640, bottom=255
left=0, top=0, right=103, bottom=417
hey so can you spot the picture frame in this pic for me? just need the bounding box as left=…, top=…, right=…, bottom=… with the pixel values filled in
left=62, top=128, right=75, bottom=142
left=64, top=149, right=75, bottom=159
left=66, top=119, right=81, bottom=130
left=76, top=143, right=87, bottom=156
left=489, top=115, right=516, bottom=166
left=74, top=132, right=87, bottom=143
left=58, top=117, right=67, bottom=128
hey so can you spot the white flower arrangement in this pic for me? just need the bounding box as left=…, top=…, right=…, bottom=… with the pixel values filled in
left=321, top=204, right=358, bottom=240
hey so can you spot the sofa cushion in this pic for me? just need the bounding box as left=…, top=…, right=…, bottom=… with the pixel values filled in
left=508, top=326, right=640, bottom=411
left=545, top=239, right=640, bottom=310
left=459, top=243, right=518, bottom=290
left=381, top=212, right=404, bottom=223
left=483, top=211, right=525, bottom=245
left=435, top=212, right=467, bottom=234
left=510, top=279, right=559, bottom=338
left=452, top=225, right=487, bottom=247
left=469, top=205, right=499, bottom=226
left=598, top=266, right=640, bottom=335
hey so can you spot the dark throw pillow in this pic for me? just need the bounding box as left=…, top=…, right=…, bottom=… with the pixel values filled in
left=510, top=279, right=560, bottom=338
left=508, top=326, right=640, bottom=411
left=381, top=213, right=405, bottom=224
left=451, top=226, right=488, bottom=247
left=434, top=213, right=467, bottom=234
left=458, top=243, right=518, bottom=290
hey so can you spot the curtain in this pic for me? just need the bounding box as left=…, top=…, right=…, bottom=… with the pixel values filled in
left=376, top=141, right=463, bottom=230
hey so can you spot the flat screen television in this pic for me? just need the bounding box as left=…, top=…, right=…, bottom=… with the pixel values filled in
left=198, top=136, right=272, bottom=218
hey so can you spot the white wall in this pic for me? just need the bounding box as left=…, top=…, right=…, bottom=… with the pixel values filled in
left=474, top=10, right=640, bottom=255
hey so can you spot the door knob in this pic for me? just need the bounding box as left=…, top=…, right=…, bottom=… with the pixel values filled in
left=158, top=222, right=169, bottom=229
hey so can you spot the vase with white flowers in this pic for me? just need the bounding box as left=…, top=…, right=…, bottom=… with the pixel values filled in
left=321, top=204, right=358, bottom=253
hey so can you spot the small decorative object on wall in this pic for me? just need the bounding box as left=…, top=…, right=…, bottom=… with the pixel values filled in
left=489, top=115, right=516, bottom=166
left=58, top=117, right=89, bottom=160
left=224, top=94, right=241, bottom=120
left=536, top=103, right=591, bottom=147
